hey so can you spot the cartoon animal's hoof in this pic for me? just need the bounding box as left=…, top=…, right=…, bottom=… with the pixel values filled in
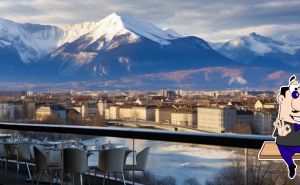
left=289, top=164, right=297, bottom=179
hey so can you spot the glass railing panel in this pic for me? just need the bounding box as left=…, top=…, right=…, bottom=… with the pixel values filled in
left=0, top=124, right=279, bottom=185
left=0, top=128, right=135, bottom=185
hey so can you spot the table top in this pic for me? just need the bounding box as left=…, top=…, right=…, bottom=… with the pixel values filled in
left=259, top=141, right=300, bottom=159
left=0, top=140, right=64, bottom=145
left=86, top=144, right=128, bottom=151
left=0, top=134, right=12, bottom=138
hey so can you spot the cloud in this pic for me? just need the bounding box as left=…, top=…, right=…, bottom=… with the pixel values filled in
left=0, top=0, right=299, bottom=41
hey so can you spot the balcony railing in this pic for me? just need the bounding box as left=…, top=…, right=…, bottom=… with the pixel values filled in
left=0, top=122, right=274, bottom=185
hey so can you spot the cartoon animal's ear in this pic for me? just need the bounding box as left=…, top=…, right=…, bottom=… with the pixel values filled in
left=277, top=94, right=285, bottom=104
left=290, top=75, right=296, bottom=82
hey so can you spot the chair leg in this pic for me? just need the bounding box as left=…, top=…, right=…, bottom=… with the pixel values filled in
left=93, top=171, right=97, bottom=185
left=102, top=173, right=106, bottom=185
left=108, top=172, right=110, bottom=184
left=121, top=172, right=126, bottom=185
left=4, top=159, right=7, bottom=176
left=26, top=162, right=33, bottom=181
left=88, top=171, right=91, bottom=185
left=37, top=170, right=44, bottom=185
left=80, top=174, right=83, bottom=185
left=0, top=158, right=2, bottom=176
left=50, top=170, right=53, bottom=185
left=60, top=170, right=64, bottom=185
left=17, top=161, right=20, bottom=181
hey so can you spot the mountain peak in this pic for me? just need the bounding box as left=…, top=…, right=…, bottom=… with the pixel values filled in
left=100, top=12, right=179, bottom=43
left=218, top=32, right=300, bottom=62
left=99, top=12, right=126, bottom=25
left=248, top=32, right=260, bottom=37
left=58, top=12, right=179, bottom=47
left=104, top=12, right=125, bottom=20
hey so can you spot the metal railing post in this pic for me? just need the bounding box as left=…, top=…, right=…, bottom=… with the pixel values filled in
left=133, top=138, right=135, bottom=185
left=244, top=148, right=248, bottom=185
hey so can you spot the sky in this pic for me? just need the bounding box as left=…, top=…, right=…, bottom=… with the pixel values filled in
left=0, top=0, right=299, bottom=42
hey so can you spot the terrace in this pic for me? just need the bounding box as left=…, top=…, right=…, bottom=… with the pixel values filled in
left=0, top=122, right=274, bottom=185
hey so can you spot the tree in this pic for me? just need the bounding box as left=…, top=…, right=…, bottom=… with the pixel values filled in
left=90, top=112, right=106, bottom=127
left=43, top=113, right=61, bottom=124
left=184, top=178, right=200, bottom=185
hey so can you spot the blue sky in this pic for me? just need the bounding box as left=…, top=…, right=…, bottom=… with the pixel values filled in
left=0, top=0, right=299, bottom=42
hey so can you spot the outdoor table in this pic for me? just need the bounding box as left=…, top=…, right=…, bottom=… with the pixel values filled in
left=0, top=139, right=70, bottom=184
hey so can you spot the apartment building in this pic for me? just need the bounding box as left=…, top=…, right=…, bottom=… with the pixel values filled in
left=73, top=102, right=99, bottom=121
left=97, top=100, right=106, bottom=116
left=119, top=106, right=132, bottom=120
left=236, top=109, right=253, bottom=125
left=254, top=100, right=278, bottom=110
left=197, top=106, right=237, bottom=133
left=0, top=101, right=35, bottom=120
left=155, top=107, right=172, bottom=123
left=171, top=109, right=197, bottom=127
left=36, top=105, right=67, bottom=122
left=131, top=105, right=156, bottom=121
left=0, top=102, right=14, bottom=120
left=109, top=106, right=120, bottom=120
left=253, top=109, right=277, bottom=135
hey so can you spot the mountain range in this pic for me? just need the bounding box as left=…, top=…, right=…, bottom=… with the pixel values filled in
left=0, top=13, right=299, bottom=90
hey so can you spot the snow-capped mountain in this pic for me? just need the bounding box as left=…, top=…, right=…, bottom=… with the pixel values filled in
left=216, top=32, right=300, bottom=69
left=52, top=13, right=184, bottom=67
left=58, top=13, right=179, bottom=47
left=1, top=13, right=299, bottom=90
left=0, top=18, right=62, bottom=63
left=49, top=13, right=231, bottom=79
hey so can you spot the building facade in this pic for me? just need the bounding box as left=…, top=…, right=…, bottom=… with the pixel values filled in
left=36, top=105, right=67, bottom=123
left=253, top=109, right=277, bottom=135
left=131, top=106, right=155, bottom=121
left=119, top=106, right=132, bottom=120
left=0, top=101, right=35, bottom=121
left=109, top=106, right=120, bottom=120
left=171, top=110, right=197, bottom=127
left=155, top=107, right=172, bottom=123
left=197, top=107, right=237, bottom=133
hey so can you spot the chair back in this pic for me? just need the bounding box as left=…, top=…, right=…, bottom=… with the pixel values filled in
left=63, top=148, right=88, bottom=174
left=18, top=143, right=31, bottom=162
left=0, top=144, right=6, bottom=158
left=99, top=147, right=126, bottom=173
left=33, top=146, right=47, bottom=172
left=136, top=147, right=150, bottom=170
left=4, top=144, right=17, bottom=159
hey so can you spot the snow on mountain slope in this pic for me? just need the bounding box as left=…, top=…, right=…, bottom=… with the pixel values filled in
left=0, top=39, right=11, bottom=48
left=162, top=28, right=182, bottom=38
left=52, top=12, right=188, bottom=68
left=219, top=32, right=300, bottom=56
left=208, top=42, right=224, bottom=50
left=281, top=34, right=300, bottom=45
left=58, top=12, right=179, bottom=48
left=0, top=18, right=63, bottom=63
